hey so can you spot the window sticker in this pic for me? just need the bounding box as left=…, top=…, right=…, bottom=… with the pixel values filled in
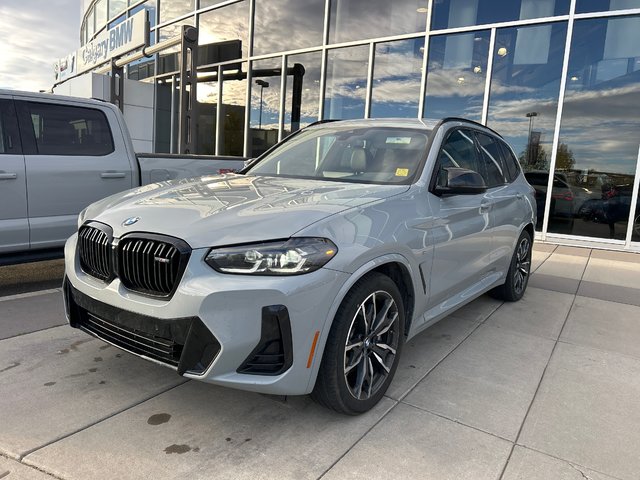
left=386, top=137, right=412, bottom=144
left=395, top=168, right=409, bottom=177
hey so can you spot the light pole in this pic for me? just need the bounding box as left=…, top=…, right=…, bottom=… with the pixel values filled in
left=526, top=111, right=538, bottom=165
left=255, top=79, right=270, bottom=130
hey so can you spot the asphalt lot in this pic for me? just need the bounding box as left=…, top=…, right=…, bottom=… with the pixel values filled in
left=1, top=244, right=640, bottom=479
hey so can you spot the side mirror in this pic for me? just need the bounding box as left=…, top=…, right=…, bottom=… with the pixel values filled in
left=434, top=167, right=487, bottom=196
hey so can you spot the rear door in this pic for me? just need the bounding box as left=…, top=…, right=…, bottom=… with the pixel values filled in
left=16, top=99, right=133, bottom=250
left=427, top=128, right=493, bottom=307
left=475, top=131, right=523, bottom=272
left=0, top=97, right=28, bottom=254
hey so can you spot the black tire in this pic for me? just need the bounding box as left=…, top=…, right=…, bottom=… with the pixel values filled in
left=311, top=272, right=405, bottom=415
left=490, top=230, right=532, bottom=302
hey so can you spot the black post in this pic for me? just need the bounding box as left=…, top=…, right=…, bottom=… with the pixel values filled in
left=290, top=63, right=305, bottom=133
left=179, top=25, right=198, bottom=154
left=110, top=59, right=124, bottom=111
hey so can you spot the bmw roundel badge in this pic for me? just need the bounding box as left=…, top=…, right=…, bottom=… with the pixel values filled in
left=122, top=216, right=140, bottom=227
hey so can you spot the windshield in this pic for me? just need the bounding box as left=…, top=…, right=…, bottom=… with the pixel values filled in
left=247, top=126, right=431, bottom=185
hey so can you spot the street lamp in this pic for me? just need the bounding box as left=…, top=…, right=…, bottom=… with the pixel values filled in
left=255, top=79, right=270, bottom=130
left=526, top=112, right=538, bottom=165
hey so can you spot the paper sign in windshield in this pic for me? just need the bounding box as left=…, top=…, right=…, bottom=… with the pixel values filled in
left=395, top=168, right=409, bottom=177
left=386, top=137, right=412, bottom=144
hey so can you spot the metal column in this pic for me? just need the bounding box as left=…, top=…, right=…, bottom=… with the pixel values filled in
left=110, top=59, right=125, bottom=111
left=178, top=25, right=198, bottom=154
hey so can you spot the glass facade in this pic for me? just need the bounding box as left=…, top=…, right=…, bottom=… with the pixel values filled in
left=77, top=0, right=640, bottom=250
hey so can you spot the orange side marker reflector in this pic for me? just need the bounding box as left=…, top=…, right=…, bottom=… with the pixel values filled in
left=307, top=330, right=320, bottom=368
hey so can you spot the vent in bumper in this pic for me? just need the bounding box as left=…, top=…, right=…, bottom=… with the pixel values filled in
left=237, top=305, right=293, bottom=376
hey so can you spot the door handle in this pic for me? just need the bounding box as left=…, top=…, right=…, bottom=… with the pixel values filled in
left=516, top=193, right=524, bottom=200
left=480, top=201, right=491, bottom=213
left=0, top=172, right=17, bottom=180
left=100, top=172, right=127, bottom=179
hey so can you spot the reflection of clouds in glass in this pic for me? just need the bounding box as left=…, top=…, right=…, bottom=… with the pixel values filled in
left=285, top=52, right=322, bottom=127
left=159, top=18, right=194, bottom=42
left=329, top=0, right=426, bottom=44
left=197, top=82, right=218, bottom=103
left=199, top=1, right=249, bottom=57
left=371, top=39, right=423, bottom=117
left=251, top=59, right=281, bottom=127
left=558, top=84, right=640, bottom=172
left=160, top=0, right=193, bottom=23
left=253, top=0, right=324, bottom=56
left=425, top=67, right=486, bottom=97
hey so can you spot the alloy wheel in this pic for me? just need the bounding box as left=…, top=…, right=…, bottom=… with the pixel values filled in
left=513, top=237, right=531, bottom=295
left=343, top=291, right=400, bottom=400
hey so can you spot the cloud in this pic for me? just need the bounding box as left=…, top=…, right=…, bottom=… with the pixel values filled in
left=0, top=0, right=80, bottom=92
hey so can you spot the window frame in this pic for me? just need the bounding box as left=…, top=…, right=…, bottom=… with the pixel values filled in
left=0, top=99, right=22, bottom=155
left=474, top=131, right=510, bottom=188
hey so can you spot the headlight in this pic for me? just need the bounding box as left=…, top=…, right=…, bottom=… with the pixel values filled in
left=77, top=207, right=88, bottom=228
left=205, top=238, right=338, bottom=275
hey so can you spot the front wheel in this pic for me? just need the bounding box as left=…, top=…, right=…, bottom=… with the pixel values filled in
left=490, top=230, right=532, bottom=302
left=312, top=272, right=404, bottom=415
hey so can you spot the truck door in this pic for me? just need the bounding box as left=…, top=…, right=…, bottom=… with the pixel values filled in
left=16, top=100, right=133, bottom=250
left=0, top=97, right=28, bottom=254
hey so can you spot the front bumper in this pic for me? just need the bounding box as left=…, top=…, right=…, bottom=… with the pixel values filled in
left=63, top=233, right=350, bottom=395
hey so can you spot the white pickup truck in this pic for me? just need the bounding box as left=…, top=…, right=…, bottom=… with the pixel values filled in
left=0, top=89, right=245, bottom=265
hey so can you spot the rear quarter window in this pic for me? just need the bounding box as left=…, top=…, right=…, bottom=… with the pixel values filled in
left=21, top=101, right=114, bottom=156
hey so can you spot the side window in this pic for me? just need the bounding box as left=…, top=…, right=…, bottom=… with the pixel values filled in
left=21, top=102, right=114, bottom=156
left=498, top=139, right=521, bottom=181
left=0, top=100, right=21, bottom=155
left=436, top=128, right=484, bottom=185
left=476, top=132, right=508, bottom=187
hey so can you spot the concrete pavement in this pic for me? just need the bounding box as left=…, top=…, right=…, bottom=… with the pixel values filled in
left=1, top=243, right=639, bottom=479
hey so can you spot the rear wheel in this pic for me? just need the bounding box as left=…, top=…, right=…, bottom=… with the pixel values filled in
left=490, top=230, right=532, bottom=302
left=312, top=272, right=404, bottom=415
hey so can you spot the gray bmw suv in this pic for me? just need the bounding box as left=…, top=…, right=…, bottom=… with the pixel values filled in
left=63, top=118, right=536, bottom=414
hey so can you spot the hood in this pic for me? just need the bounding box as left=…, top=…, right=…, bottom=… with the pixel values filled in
left=86, top=174, right=408, bottom=248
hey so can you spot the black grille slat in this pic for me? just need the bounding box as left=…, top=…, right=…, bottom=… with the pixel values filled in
left=78, top=224, right=189, bottom=298
left=117, top=235, right=189, bottom=297
left=78, top=225, right=112, bottom=281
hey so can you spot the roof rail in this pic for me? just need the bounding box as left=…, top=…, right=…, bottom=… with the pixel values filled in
left=439, top=117, right=504, bottom=138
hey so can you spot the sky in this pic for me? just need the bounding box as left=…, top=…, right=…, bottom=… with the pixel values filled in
left=0, top=0, right=81, bottom=92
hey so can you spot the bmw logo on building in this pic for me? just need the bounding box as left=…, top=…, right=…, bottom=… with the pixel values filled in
left=122, top=216, right=140, bottom=227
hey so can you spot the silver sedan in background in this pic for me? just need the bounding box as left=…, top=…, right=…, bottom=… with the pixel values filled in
left=63, top=118, right=536, bottom=414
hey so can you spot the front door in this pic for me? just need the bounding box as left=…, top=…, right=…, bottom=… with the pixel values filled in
left=0, top=97, right=28, bottom=254
left=426, top=128, right=494, bottom=308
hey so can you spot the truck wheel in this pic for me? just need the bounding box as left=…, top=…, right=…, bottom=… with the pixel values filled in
left=490, top=230, right=532, bottom=302
left=312, top=272, right=404, bottom=415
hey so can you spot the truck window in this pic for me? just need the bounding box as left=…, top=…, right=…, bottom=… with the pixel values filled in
left=0, top=99, right=21, bottom=155
left=22, top=102, right=114, bottom=156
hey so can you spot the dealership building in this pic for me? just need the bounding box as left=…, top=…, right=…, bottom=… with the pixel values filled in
left=55, top=0, right=640, bottom=251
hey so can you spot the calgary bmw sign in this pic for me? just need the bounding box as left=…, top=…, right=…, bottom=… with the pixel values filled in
left=60, top=9, right=148, bottom=77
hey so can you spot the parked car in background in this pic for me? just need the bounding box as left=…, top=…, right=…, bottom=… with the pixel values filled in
left=0, top=89, right=244, bottom=265
left=63, top=118, right=536, bottom=414
left=524, top=171, right=575, bottom=229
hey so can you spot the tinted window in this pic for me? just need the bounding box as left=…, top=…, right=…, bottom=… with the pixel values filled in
left=423, top=30, right=490, bottom=122
left=0, top=100, right=21, bottom=155
left=499, top=140, right=521, bottom=181
left=436, top=129, right=484, bottom=183
left=476, top=132, right=507, bottom=187
left=431, top=0, right=569, bottom=30
left=23, top=102, right=114, bottom=156
left=253, top=0, right=324, bottom=56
